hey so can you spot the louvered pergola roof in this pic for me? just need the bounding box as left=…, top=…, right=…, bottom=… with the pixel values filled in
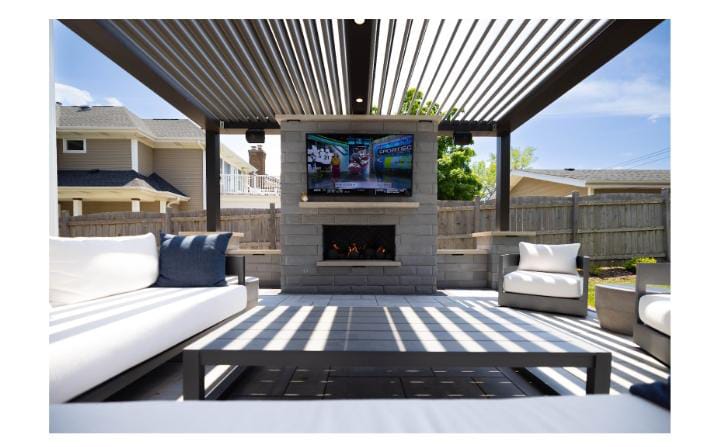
left=61, top=19, right=662, bottom=134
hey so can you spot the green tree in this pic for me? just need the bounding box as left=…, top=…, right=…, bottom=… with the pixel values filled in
left=437, top=145, right=482, bottom=200
left=372, top=87, right=478, bottom=199
left=472, top=147, right=537, bottom=198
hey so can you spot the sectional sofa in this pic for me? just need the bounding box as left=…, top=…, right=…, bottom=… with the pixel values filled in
left=49, top=233, right=254, bottom=403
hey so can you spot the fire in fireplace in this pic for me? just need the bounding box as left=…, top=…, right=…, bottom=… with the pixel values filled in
left=323, top=225, right=395, bottom=261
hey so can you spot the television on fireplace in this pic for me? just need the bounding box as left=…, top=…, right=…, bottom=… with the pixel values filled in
left=306, top=133, right=413, bottom=196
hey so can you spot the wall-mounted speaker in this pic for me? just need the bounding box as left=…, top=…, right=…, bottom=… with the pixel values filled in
left=246, top=129, right=266, bottom=143
left=453, top=132, right=473, bottom=146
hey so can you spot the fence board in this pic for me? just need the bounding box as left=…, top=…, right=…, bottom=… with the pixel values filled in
left=61, top=192, right=668, bottom=262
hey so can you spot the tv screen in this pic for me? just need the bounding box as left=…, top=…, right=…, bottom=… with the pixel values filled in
left=306, top=133, right=413, bottom=196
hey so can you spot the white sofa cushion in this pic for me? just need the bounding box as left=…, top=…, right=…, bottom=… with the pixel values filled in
left=518, top=242, right=580, bottom=275
left=639, top=293, right=671, bottom=336
left=49, top=394, right=669, bottom=433
left=50, top=233, right=159, bottom=307
left=49, top=280, right=247, bottom=403
left=504, top=270, right=583, bottom=298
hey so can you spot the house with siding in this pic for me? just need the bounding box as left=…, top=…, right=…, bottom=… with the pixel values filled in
left=510, top=169, right=670, bottom=197
left=56, top=105, right=265, bottom=215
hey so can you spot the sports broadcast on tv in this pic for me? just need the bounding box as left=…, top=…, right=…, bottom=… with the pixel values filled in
left=306, top=133, right=413, bottom=196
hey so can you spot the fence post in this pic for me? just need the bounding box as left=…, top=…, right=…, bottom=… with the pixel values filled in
left=59, top=210, right=70, bottom=237
left=163, top=210, right=173, bottom=235
left=570, top=191, right=579, bottom=243
left=269, top=203, right=278, bottom=249
left=473, top=196, right=482, bottom=233
left=661, top=188, right=670, bottom=261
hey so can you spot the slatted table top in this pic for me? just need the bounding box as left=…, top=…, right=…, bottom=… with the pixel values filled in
left=188, top=305, right=605, bottom=355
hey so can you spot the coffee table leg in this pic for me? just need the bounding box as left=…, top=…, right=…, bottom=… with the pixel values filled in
left=183, top=350, right=205, bottom=400
left=586, top=352, right=612, bottom=394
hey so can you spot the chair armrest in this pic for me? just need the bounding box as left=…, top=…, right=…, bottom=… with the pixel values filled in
left=498, top=254, right=520, bottom=293
left=636, top=263, right=670, bottom=297
left=500, top=253, right=520, bottom=272
left=578, top=256, right=590, bottom=293
left=225, top=255, right=246, bottom=285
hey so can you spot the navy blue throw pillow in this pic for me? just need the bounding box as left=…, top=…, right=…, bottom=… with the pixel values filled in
left=629, top=377, right=670, bottom=410
left=155, top=232, right=232, bottom=287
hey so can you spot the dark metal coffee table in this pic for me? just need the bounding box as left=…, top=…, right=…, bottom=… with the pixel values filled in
left=183, top=305, right=611, bottom=400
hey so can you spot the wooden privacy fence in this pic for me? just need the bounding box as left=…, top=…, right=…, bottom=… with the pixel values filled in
left=59, top=192, right=669, bottom=262
left=59, top=205, right=280, bottom=249
left=438, top=191, right=670, bottom=262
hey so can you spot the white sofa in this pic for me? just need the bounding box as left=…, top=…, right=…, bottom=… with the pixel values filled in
left=50, top=394, right=669, bottom=433
left=49, top=233, right=250, bottom=403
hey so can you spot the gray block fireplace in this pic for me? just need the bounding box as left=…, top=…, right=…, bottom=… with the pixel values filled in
left=279, top=118, right=439, bottom=294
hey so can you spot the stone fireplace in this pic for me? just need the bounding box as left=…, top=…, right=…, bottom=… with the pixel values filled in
left=279, top=118, right=438, bottom=294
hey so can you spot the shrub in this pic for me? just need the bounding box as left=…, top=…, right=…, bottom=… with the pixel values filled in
left=624, top=256, right=657, bottom=273
left=590, top=265, right=603, bottom=277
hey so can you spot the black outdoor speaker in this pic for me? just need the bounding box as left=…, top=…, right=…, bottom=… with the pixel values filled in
left=246, top=129, right=265, bottom=143
left=453, top=132, right=472, bottom=146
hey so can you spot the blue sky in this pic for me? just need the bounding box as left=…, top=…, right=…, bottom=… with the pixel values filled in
left=53, top=20, right=670, bottom=173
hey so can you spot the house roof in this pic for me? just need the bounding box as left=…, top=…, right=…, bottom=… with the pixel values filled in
left=512, top=169, right=670, bottom=186
left=58, top=170, right=187, bottom=197
left=56, top=105, right=256, bottom=172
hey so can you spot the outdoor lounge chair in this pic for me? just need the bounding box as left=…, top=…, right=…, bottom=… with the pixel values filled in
left=498, top=242, right=589, bottom=317
left=633, top=263, right=671, bottom=365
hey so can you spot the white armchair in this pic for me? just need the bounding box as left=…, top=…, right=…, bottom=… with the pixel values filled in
left=498, top=242, right=589, bottom=317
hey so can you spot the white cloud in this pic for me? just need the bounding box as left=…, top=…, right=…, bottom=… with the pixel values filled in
left=544, top=77, right=670, bottom=120
left=54, top=83, right=124, bottom=107
left=55, top=83, right=93, bottom=106
left=104, top=97, right=123, bottom=107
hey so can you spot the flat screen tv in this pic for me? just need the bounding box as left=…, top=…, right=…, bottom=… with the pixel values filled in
left=306, top=133, right=413, bottom=196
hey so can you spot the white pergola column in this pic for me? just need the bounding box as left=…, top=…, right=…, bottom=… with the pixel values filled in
left=159, top=200, right=167, bottom=214
left=72, top=198, right=83, bottom=216
left=131, top=198, right=141, bottom=212
left=49, top=21, right=59, bottom=235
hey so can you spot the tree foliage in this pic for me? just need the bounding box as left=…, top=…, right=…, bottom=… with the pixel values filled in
left=437, top=145, right=482, bottom=200
left=472, top=147, right=537, bottom=198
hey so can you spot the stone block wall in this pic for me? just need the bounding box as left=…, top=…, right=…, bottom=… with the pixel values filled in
left=437, top=253, right=489, bottom=289
left=244, top=252, right=281, bottom=288
left=280, top=119, right=438, bottom=294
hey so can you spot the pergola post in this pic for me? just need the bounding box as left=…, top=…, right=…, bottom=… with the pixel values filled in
left=205, top=128, right=221, bottom=231
left=496, top=131, right=511, bottom=231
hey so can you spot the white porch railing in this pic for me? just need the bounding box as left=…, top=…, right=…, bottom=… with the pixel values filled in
left=221, top=174, right=281, bottom=196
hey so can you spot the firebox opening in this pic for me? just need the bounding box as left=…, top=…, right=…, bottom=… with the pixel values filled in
left=323, top=225, right=396, bottom=261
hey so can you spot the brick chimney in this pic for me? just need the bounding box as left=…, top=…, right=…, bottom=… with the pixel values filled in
left=248, top=144, right=266, bottom=175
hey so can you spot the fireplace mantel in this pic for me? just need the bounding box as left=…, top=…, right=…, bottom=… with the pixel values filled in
left=316, top=260, right=402, bottom=267
left=298, top=201, right=420, bottom=209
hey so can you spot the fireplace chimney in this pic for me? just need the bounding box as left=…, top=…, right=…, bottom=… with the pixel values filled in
left=248, top=144, right=266, bottom=175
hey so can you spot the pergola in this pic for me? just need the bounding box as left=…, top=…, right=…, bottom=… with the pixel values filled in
left=60, top=19, right=662, bottom=231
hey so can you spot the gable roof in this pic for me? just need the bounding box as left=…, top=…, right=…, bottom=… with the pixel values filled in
left=58, top=170, right=187, bottom=197
left=56, top=106, right=200, bottom=139
left=512, top=169, right=670, bottom=186
left=56, top=105, right=256, bottom=172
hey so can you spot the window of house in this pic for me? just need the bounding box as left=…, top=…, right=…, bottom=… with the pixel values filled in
left=63, top=139, right=87, bottom=153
